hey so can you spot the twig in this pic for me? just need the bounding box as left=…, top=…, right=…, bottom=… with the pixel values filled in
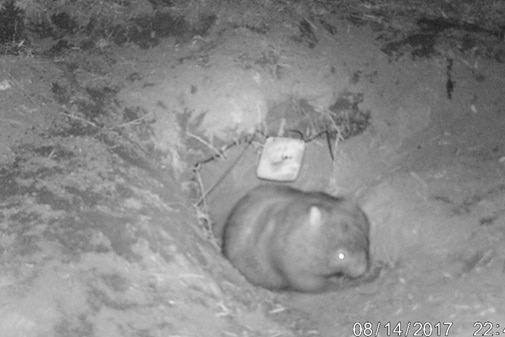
left=109, top=113, right=152, bottom=130
left=193, top=162, right=209, bottom=210
left=0, top=118, right=25, bottom=127
left=196, top=140, right=252, bottom=206
left=187, top=132, right=223, bottom=158
left=60, top=109, right=99, bottom=128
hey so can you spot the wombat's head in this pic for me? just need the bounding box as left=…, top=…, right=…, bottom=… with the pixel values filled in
left=307, top=204, right=370, bottom=279
left=329, top=247, right=369, bottom=278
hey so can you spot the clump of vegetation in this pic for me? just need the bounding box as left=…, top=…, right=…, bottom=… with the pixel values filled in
left=0, top=0, right=215, bottom=53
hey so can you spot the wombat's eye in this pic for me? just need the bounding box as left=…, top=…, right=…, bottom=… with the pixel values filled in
left=336, top=249, right=347, bottom=260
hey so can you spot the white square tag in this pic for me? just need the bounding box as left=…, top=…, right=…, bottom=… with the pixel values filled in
left=256, top=137, right=305, bottom=181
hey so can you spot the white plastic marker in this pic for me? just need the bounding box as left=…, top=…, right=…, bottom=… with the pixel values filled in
left=256, top=137, right=305, bottom=182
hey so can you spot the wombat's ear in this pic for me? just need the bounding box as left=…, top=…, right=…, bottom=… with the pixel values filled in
left=308, top=206, right=323, bottom=230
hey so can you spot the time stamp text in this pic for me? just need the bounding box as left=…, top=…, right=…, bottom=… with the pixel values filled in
left=352, top=321, right=505, bottom=336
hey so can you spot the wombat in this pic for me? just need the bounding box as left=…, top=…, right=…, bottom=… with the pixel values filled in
left=222, top=184, right=374, bottom=292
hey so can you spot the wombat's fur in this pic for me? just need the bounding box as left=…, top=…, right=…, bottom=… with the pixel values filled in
left=222, top=184, right=373, bottom=292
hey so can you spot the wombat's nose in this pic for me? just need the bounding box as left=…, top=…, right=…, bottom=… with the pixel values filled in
left=346, top=254, right=369, bottom=278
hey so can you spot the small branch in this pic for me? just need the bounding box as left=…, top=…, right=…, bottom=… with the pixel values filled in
left=187, top=132, right=223, bottom=158
left=59, top=109, right=99, bottom=128
left=109, top=113, right=152, bottom=130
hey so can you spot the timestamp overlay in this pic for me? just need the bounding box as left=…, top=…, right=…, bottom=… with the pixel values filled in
left=352, top=321, right=454, bottom=337
left=473, top=321, right=505, bottom=336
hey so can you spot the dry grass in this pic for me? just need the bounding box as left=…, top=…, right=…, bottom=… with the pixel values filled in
left=1, top=0, right=503, bottom=45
